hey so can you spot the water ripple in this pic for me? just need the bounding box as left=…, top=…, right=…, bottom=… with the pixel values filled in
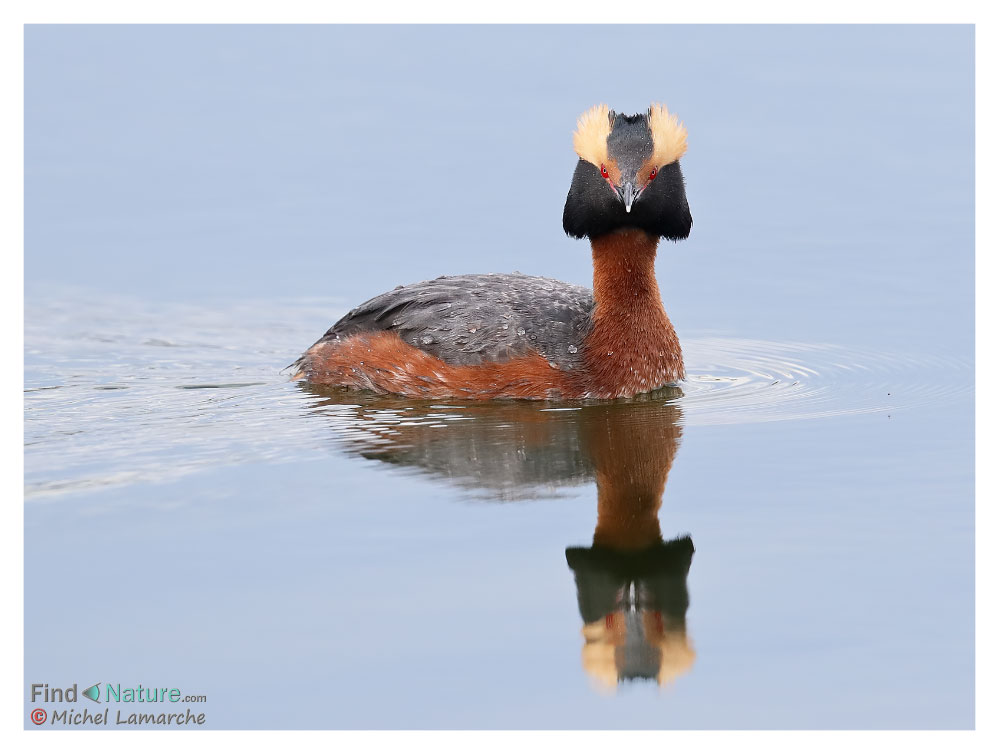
left=23, top=296, right=973, bottom=499
left=677, top=337, right=972, bottom=425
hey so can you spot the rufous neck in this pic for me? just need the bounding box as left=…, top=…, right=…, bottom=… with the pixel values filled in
left=589, top=230, right=662, bottom=315
left=582, top=228, right=684, bottom=394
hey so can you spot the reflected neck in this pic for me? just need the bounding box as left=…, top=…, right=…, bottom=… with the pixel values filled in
left=585, top=401, right=682, bottom=550
left=592, top=474, right=665, bottom=550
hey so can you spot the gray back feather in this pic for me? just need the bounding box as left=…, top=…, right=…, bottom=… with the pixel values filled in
left=315, top=273, right=595, bottom=369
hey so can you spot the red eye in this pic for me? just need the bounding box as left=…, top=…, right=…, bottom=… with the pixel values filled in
left=600, top=164, right=609, bottom=178
left=649, top=167, right=658, bottom=181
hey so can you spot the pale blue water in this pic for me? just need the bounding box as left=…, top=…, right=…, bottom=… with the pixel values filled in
left=24, top=25, right=974, bottom=729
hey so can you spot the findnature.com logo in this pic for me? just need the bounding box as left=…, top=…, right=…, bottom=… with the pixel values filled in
left=28, top=682, right=208, bottom=727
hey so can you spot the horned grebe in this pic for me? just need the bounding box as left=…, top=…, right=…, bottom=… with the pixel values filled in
left=291, top=103, right=692, bottom=400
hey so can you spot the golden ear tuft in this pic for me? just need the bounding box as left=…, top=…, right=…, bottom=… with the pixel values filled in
left=648, top=103, right=688, bottom=166
left=572, top=104, right=611, bottom=167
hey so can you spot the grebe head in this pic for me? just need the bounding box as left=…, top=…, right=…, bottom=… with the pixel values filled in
left=562, top=103, right=692, bottom=242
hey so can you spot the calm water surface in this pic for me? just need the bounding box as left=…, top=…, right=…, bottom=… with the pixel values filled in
left=24, top=25, right=974, bottom=728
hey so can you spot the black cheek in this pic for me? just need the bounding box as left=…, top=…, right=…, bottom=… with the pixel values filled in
left=636, top=162, right=691, bottom=240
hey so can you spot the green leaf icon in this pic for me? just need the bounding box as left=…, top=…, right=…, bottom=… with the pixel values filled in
left=82, top=684, right=100, bottom=702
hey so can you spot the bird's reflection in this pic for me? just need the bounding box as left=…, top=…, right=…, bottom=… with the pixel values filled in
left=301, top=384, right=695, bottom=690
